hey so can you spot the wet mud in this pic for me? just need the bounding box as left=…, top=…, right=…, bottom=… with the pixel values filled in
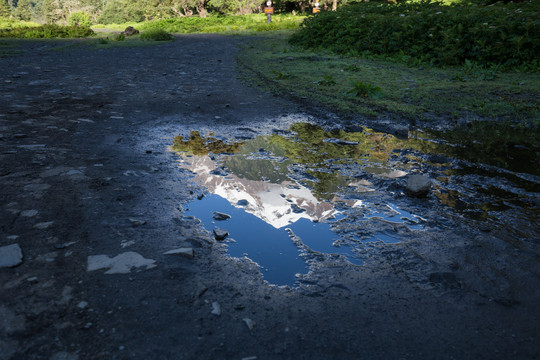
left=1, top=35, right=539, bottom=359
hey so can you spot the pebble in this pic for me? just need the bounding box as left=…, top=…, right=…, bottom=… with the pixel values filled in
left=243, top=318, right=255, bottom=330
left=77, top=301, right=89, bottom=309
left=211, top=302, right=221, bottom=316
left=34, top=221, right=54, bottom=229
left=236, top=199, right=249, bottom=206
left=0, top=244, right=23, bottom=268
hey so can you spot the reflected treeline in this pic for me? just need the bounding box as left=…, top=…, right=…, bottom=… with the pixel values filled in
left=172, top=123, right=539, bottom=204
left=172, top=131, right=245, bottom=155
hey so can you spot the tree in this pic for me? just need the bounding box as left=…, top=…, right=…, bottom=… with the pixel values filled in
left=0, top=0, right=11, bottom=17
left=42, top=0, right=65, bottom=23
left=13, top=0, right=32, bottom=20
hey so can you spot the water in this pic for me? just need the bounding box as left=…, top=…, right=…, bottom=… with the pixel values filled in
left=175, top=123, right=540, bottom=285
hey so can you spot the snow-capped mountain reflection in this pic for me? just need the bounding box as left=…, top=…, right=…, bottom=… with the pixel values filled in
left=178, top=155, right=338, bottom=229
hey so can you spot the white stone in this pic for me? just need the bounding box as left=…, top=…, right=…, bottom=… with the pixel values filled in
left=0, top=244, right=23, bottom=268
left=87, top=252, right=156, bottom=274
left=34, top=221, right=54, bottom=229
left=163, top=248, right=194, bottom=258
left=211, top=302, right=221, bottom=316
left=21, top=209, right=38, bottom=217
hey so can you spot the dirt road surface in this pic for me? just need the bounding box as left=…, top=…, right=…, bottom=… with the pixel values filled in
left=1, top=35, right=539, bottom=359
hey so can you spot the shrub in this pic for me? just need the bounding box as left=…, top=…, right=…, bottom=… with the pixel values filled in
left=290, top=1, right=540, bottom=70
left=140, top=28, right=174, bottom=41
left=68, top=12, right=93, bottom=27
left=0, top=24, right=95, bottom=38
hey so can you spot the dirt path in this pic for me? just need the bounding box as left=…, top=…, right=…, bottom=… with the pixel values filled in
left=1, top=35, right=539, bottom=359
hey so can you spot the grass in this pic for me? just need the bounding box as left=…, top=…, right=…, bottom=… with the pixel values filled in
left=238, top=33, right=540, bottom=124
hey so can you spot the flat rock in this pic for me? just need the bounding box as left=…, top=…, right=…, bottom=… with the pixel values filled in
left=212, top=212, right=231, bottom=221
left=87, top=252, right=156, bottom=274
left=405, top=175, right=432, bottom=197
left=163, top=248, right=194, bottom=258
left=213, top=228, right=229, bottom=241
left=0, top=244, right=23, bottom=268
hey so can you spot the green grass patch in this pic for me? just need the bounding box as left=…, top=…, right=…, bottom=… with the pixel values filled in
left=290, top=1, right=539, bottom=70
left=238, top=33, right=540, bottom=147
left=0, top=24, right=94, bottom=39
left=140, top=28, right=174, bottom=41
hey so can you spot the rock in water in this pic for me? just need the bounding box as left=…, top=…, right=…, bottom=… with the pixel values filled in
left=0, top=244, right=23, bottom=268
left=406, top=175, right=432, bottom=197
left=212, top=212, right=231, bottom=221
left=213, top=228, right=229, bottom=241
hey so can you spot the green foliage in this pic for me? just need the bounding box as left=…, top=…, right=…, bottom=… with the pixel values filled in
left=140, top=28, right=173, bottom=41
left=13, top=0, right=32, bottom=21
left=0, top=0, right=10, bottom=18
left=0, top=24, right=94, bottom=38
left=138, top=14, right=304, bottom=33
left=290, top=1, right=540, bottom=70
left=453, top=59, right=500, bottom=81
left=314, top=74, right=336, bottom=86
left=272, top=70, right=293, bottom=79
left=346, top=80, right=381, bottom=98
left=68, top=12, right=92, bottom=27
left=113, top=33, right=125, bottom=41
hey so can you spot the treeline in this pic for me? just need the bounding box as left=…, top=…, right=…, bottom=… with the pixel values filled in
left=0, top=0, right=338, bottom=24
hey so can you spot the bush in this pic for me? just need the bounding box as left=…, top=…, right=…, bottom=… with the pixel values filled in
left=68, top=12, right=93, bottom=27
left=140, top=28, right=174, bottom=41
left=0, top=24, right=95, bottom=38
left=290, top=1, right=540, bottom=70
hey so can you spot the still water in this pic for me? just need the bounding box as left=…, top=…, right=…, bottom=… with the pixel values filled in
left=175, top=123, right=539, bottom=286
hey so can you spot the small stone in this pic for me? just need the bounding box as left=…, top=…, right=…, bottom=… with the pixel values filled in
left=236, top=199, right=249, bottom=206
left=84, top=322, right=92, bottom=329
left=243, top=318, right=255, bottom=330
left=128, top=218, right=146, bottom=226
left=213, top=228, right=229, bottom=241
left=197, top=194, right=204, bottom=200
left=0, top=244, right=23, bottom=268
left=163, top=248, right=194, bottom=258
left=13, top=133, right=27, bottom=138
left=211, top=302, right=221, bottom=316
left=405, top=175, right=432, bottom=197
left=34, top=221, right=54, bottom=229
left=212, top=212, right=231, bottom=221
left=20, top=209, right=38, bottom=217
left=77, top=301, right=88, bottom=309
left=291, top=204, right=305, bottom=214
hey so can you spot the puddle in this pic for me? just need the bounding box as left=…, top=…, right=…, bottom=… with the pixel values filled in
left=174, top=123, right=540, bottom=285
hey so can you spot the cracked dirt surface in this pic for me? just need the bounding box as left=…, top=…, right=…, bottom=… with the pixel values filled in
left=1, top=35, right=539, bottom=359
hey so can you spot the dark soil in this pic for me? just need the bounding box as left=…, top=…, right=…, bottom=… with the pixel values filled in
left=1, top=35, right=539, bottom=360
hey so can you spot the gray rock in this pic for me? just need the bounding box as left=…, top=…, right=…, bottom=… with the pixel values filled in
left=236, top=199, right=249, bottom=206
left=243, top=318, right=255, bottom=330
left=213, top=228, right=228, bottom=241
left=128, top=218, right=146, bottom=226
left=405, top=175, right=432, bottom=197
left=213, top=212, right=231, bottom=221
left=0, top=244, right=23, bottom=268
